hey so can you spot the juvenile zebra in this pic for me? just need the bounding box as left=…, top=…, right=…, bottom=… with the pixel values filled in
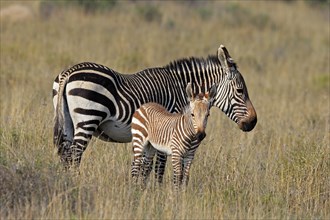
left=131, top=83, right=216, bottom=188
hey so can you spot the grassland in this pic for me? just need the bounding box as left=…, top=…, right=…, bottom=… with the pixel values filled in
left=0, top=1, right=329, bottom=219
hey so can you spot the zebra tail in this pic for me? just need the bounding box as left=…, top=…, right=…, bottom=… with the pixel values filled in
left=53, top=76, right=73, bottom=153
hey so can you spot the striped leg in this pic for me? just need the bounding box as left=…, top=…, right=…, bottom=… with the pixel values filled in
left=171, top=151, right=183, bottom=189
left=64, top=135, right=93, bottom=169
left=132, top=149, right=143, bottom=184
left=182, top=153, right=195, bottom=187
left=59, top=143, right=87, bottom=169
left=131, top=135, right=147, bottom=184
left=141, top=144, right=156, bottom=185
left=59, top=121, right=97, bottom=169
left=58, top=140, right=73, bottom=169
left=182, top=141, right=200, bottom=186
left=155, top=151, right=167, bottom=184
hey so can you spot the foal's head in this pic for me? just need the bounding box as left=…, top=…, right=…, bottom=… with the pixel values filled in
left=185, top=83, right=216, bottom=141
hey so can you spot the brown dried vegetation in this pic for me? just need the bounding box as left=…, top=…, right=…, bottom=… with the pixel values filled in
left=0, top=1, right=329, bottom=219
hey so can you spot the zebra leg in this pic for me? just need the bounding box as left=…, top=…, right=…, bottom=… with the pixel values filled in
left=59, top=142, right=85, bottom=169
left=58, top=140, right=73, bottom=170
left=171, top=152, right=183, bottom=189
left=182, top=142, right=200, bottom=186
left=60, top=125, right=96, bottom=169
left=182, top=155, right=195, bottom=187
left=141, top=144, right=156, bottom=186
left=131, top=158, right=142, bottom=184
left=131, top=138, right=146, bottom=184
left=154, top=151, right=167, bottom=184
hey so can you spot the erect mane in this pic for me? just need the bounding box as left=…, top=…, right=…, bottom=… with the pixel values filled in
left=164, top=55, right=221, bottom=70
left=163, top=55, right=223, bottom=94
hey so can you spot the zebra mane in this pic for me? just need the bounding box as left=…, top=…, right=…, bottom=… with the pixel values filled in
left=164, top=55, right=236, bottom=94
left=165, top=54, right=238, bottom=71
left=165, top=55, right=221, bottom=70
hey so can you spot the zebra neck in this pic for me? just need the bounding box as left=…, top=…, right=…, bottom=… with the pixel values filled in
left=122, top=55, right=224, bottom=112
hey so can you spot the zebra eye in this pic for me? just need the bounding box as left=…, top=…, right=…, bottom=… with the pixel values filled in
left=191, top=113, right=195, bottom=117
left=237, top=88, right=243, bottom=94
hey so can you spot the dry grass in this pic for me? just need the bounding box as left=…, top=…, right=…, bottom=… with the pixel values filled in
left=0, top=1, right=329, bottom=219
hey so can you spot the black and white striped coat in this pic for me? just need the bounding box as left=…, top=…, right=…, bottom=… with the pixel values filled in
left=52, top=45, right=257, bottom=178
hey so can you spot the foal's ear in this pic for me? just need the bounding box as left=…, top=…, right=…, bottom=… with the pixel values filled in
left=186, top=83, right=193, bottom=100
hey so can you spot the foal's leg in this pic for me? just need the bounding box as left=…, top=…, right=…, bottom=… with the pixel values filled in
left=182, top=141, right=200, bottom=186
left=171, top=151, right=183, bottom=189
left=182, top=154, right=195, bottom=187
left=141, top=144, right=156, bottom=186
left=155, top=151, right=167, bottom=184
left=131, top=138, right=146, bottom=183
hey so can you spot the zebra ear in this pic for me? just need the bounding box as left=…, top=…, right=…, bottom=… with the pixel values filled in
left=217, top=45, right=227, bottom=67
left=218, top=45, right=237, bottom=80
left=186, top=83, right=193, bottom=100
left=217, top=45, right=236, bottom=70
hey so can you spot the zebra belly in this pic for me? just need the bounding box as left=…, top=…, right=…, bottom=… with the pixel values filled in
left=97, top=121, right=132, bottom=143
left=150, top=142, right=172, bottom=156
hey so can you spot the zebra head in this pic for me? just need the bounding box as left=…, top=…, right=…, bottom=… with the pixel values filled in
left=213, top=45, right=257, bottom=132
left=186, top=83, right=217, bottom=141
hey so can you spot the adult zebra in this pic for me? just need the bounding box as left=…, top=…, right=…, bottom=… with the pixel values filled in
left=52, top=45, right=257, bottom=181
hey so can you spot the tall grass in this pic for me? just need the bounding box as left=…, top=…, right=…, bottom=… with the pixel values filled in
left=1, top=1, right=329, bottom=219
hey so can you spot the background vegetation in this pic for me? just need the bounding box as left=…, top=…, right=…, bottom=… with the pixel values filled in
left=0, top=0, right=329, bottom=219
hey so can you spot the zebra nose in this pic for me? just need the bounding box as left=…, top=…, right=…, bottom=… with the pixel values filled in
left=197, top=132, right=206, bottom=141
left=239, top=116, right=257, bottom=132
left=238, top=99, right=257, bottom=132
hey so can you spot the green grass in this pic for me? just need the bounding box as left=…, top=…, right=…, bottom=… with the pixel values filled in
left=0, top=1, right=329, bottom=219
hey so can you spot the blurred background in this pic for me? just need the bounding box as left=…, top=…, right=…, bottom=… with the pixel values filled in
left=0, top=0, right=329, bottom=219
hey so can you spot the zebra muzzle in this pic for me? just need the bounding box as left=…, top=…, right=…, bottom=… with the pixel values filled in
left=196, top=132, right=206, bottom=142
left=238, top=99, right=257, bottom=132
left=239, top=116, right=257, bottom=132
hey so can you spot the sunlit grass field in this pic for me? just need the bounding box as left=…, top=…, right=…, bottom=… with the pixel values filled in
left=0, top=1, right=329, bottom=219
